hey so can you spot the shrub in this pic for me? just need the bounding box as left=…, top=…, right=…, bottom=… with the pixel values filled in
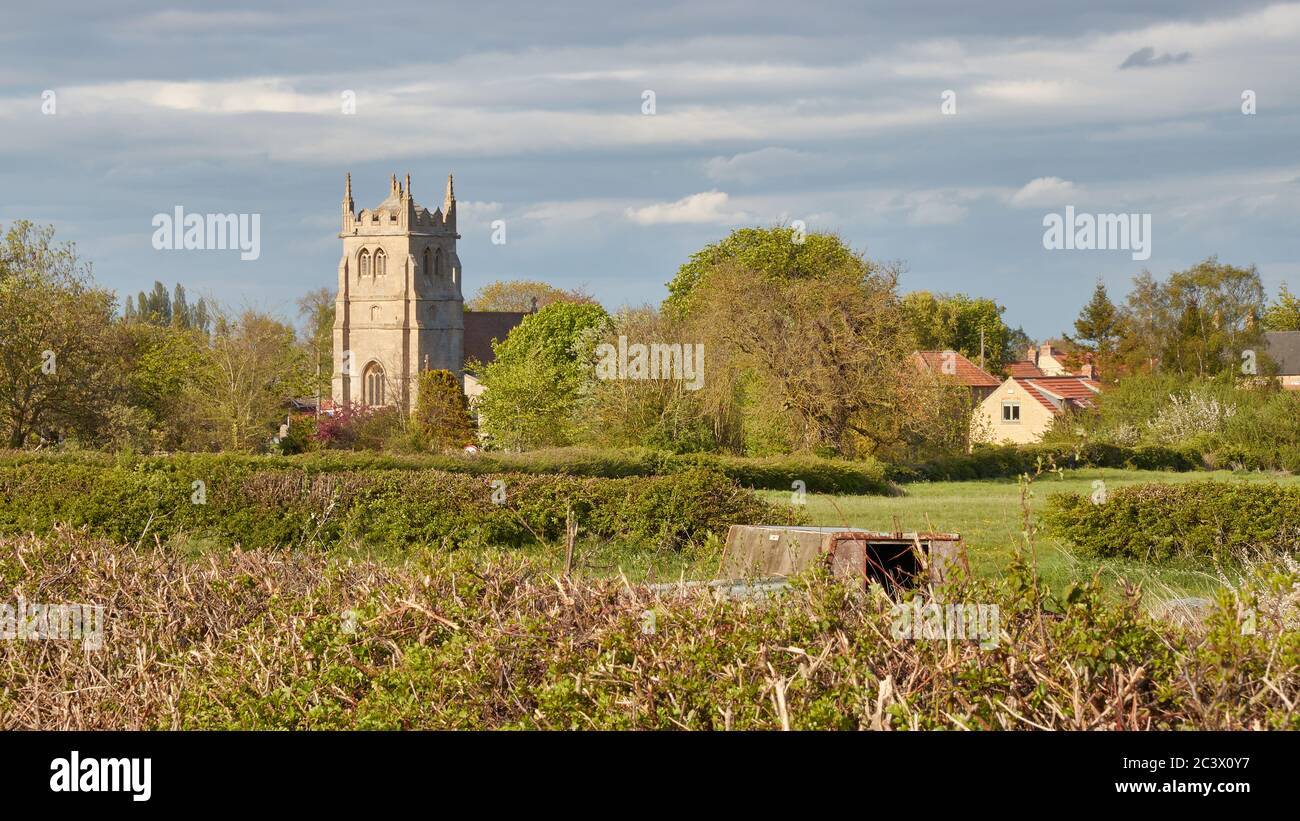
left=1043, top=481, right=1300, bottom=563
left=0, top=459, right=789, bottom=552
left=412, top=369, right=476, bottom=451
left=894, top=443, right=1200, bottom=482
left=0, top=447, right=889, bottom=494
left=277, top=414, right=317, bottom=455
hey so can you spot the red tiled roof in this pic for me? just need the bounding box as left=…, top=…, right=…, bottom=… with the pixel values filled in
left=912, top=350, right=1001, bottom=388
left=1014, top=376, right=1102, bottom=414
left=1006, top=361, right=1046, bottom=378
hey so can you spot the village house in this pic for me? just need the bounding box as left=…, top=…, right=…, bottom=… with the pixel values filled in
left=971, top=344, right=1102, bottom=444
left=974, top=374, right=1101, bottom=445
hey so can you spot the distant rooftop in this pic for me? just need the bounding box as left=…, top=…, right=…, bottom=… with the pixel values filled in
left=912, top=350, right=1000, bottom=388
left=1265, top=331, right=1300, bottom=375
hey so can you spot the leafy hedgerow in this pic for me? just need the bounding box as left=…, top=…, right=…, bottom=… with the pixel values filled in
left=0, top=447, right=890, bottom=494
left=890, top=443, right=1202, bottom=483
left=0, top=459, right=790, bottom=552
left=1043, top=481, right=1300, bottom=563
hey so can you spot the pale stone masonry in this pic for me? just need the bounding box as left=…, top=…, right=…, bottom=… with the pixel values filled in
left=332, top=173, right=464, bottom=413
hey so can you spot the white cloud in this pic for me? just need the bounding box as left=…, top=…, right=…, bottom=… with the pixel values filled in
left=625, top=191, right=751, bottom=225
left=456, top=200, right=503, bottom=219
left=703, top=147, right=818, bottom=183
left=1009, top=177, right=1079, bottom=208
left=907, top=198, right=969, bottom=226
left=973, top=79, right=1067, bottom=104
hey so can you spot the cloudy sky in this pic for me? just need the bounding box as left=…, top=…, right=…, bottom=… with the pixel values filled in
left=2, top=0, right=1297, bottom=338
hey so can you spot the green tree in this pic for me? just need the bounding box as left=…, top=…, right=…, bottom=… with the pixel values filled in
left=1263, top=283, right=1300, bottom=331
left=1071, top=280, right=1122, bottom=356
left=1118, top=269, right=1167, bottom=373
left=120, top=322, right=210, bottom=450
left=689, top=254, right=919, bottom=458
left=579, top=305, right=719, bottom=453
left=663, top=226, right=863, bottom=319
left=413, top=369, right=475, bottom=450
left=466, top=279, right=597, bottom=312
left=297, top=287, right=335, bottom=406
left=901, top=291, right=1011, bottom=370
left=196, top=308, right=312, bottom=451
left=476, top=302, right=610, bottom=450
left=171, top=283, right=190, bottom=329
left=0, top=221, right=119, bottom=447
left=1118, top=260, right=1264, bottom=378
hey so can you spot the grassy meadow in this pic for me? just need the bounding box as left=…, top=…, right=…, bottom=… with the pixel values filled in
left=764, top=467, right=1300, bottom=602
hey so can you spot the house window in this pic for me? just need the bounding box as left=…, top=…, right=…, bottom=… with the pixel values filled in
left=1001, top=401, right=1020, bottom=423
left=362, top=362, right=386, bottom=407
left=375, top=249, right=386, bottom=277
left=359, top=249, right=370, bottom=278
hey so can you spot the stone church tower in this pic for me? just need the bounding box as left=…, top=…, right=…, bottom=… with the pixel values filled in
left=332, top=173, right=464, bottom=412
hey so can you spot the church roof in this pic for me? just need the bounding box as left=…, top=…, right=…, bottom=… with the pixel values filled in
left=373, top=191, right=421, bottom=214
left=464, top=311, right=530, bottom=366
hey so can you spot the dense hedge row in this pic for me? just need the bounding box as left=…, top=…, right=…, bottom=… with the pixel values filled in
left=0, top=460, right=791, bottom=552
left=5, top=530, right=1298, bottom=729
left=891, top=443, right=1202, bottom=483
left=0, top=447, right=889, bottom=495
left=1043, top=481, right=1300, bottom=563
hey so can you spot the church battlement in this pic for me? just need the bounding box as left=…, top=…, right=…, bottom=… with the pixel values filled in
left=341, top=172, right=458, bottom=237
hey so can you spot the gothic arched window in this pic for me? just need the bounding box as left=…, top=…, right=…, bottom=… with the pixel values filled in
left=369, top=305, right=381, bottom=322
left=362, top=362, right=386, bottom=407
left=358, top=249, right=370, bottom=278
left=422, top=247, right=432, bottom=277
left=375, top=249, right=386, bottom=277
left=434, top=247, right=445, bottom=278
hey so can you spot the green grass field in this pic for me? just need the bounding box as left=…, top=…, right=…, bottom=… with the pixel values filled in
left=760, top=467, right=1300, bottom=601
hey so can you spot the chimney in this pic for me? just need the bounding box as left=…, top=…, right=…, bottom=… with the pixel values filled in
left=1040, top=343, right=1054, bottom=359
left=1080, top=353, right=1097, bottom=380
left=1026, top=345, right=1037, bottom=364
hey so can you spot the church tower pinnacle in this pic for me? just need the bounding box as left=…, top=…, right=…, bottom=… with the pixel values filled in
left=342, top=172, right=354, bottom=230
left=443, top=173, right=456, bottom=230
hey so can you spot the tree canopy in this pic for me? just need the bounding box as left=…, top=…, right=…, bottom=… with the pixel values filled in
left=476, top=302, right=611, bottom=450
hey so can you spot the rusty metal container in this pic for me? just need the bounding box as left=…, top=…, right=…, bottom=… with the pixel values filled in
left=717, top=525, right=968, bottom=591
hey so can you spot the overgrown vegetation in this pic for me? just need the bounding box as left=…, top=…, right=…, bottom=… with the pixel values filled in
left=2, top=528, right=1295, bottom=729
left=1042, top=374, right=1300, bottom=471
